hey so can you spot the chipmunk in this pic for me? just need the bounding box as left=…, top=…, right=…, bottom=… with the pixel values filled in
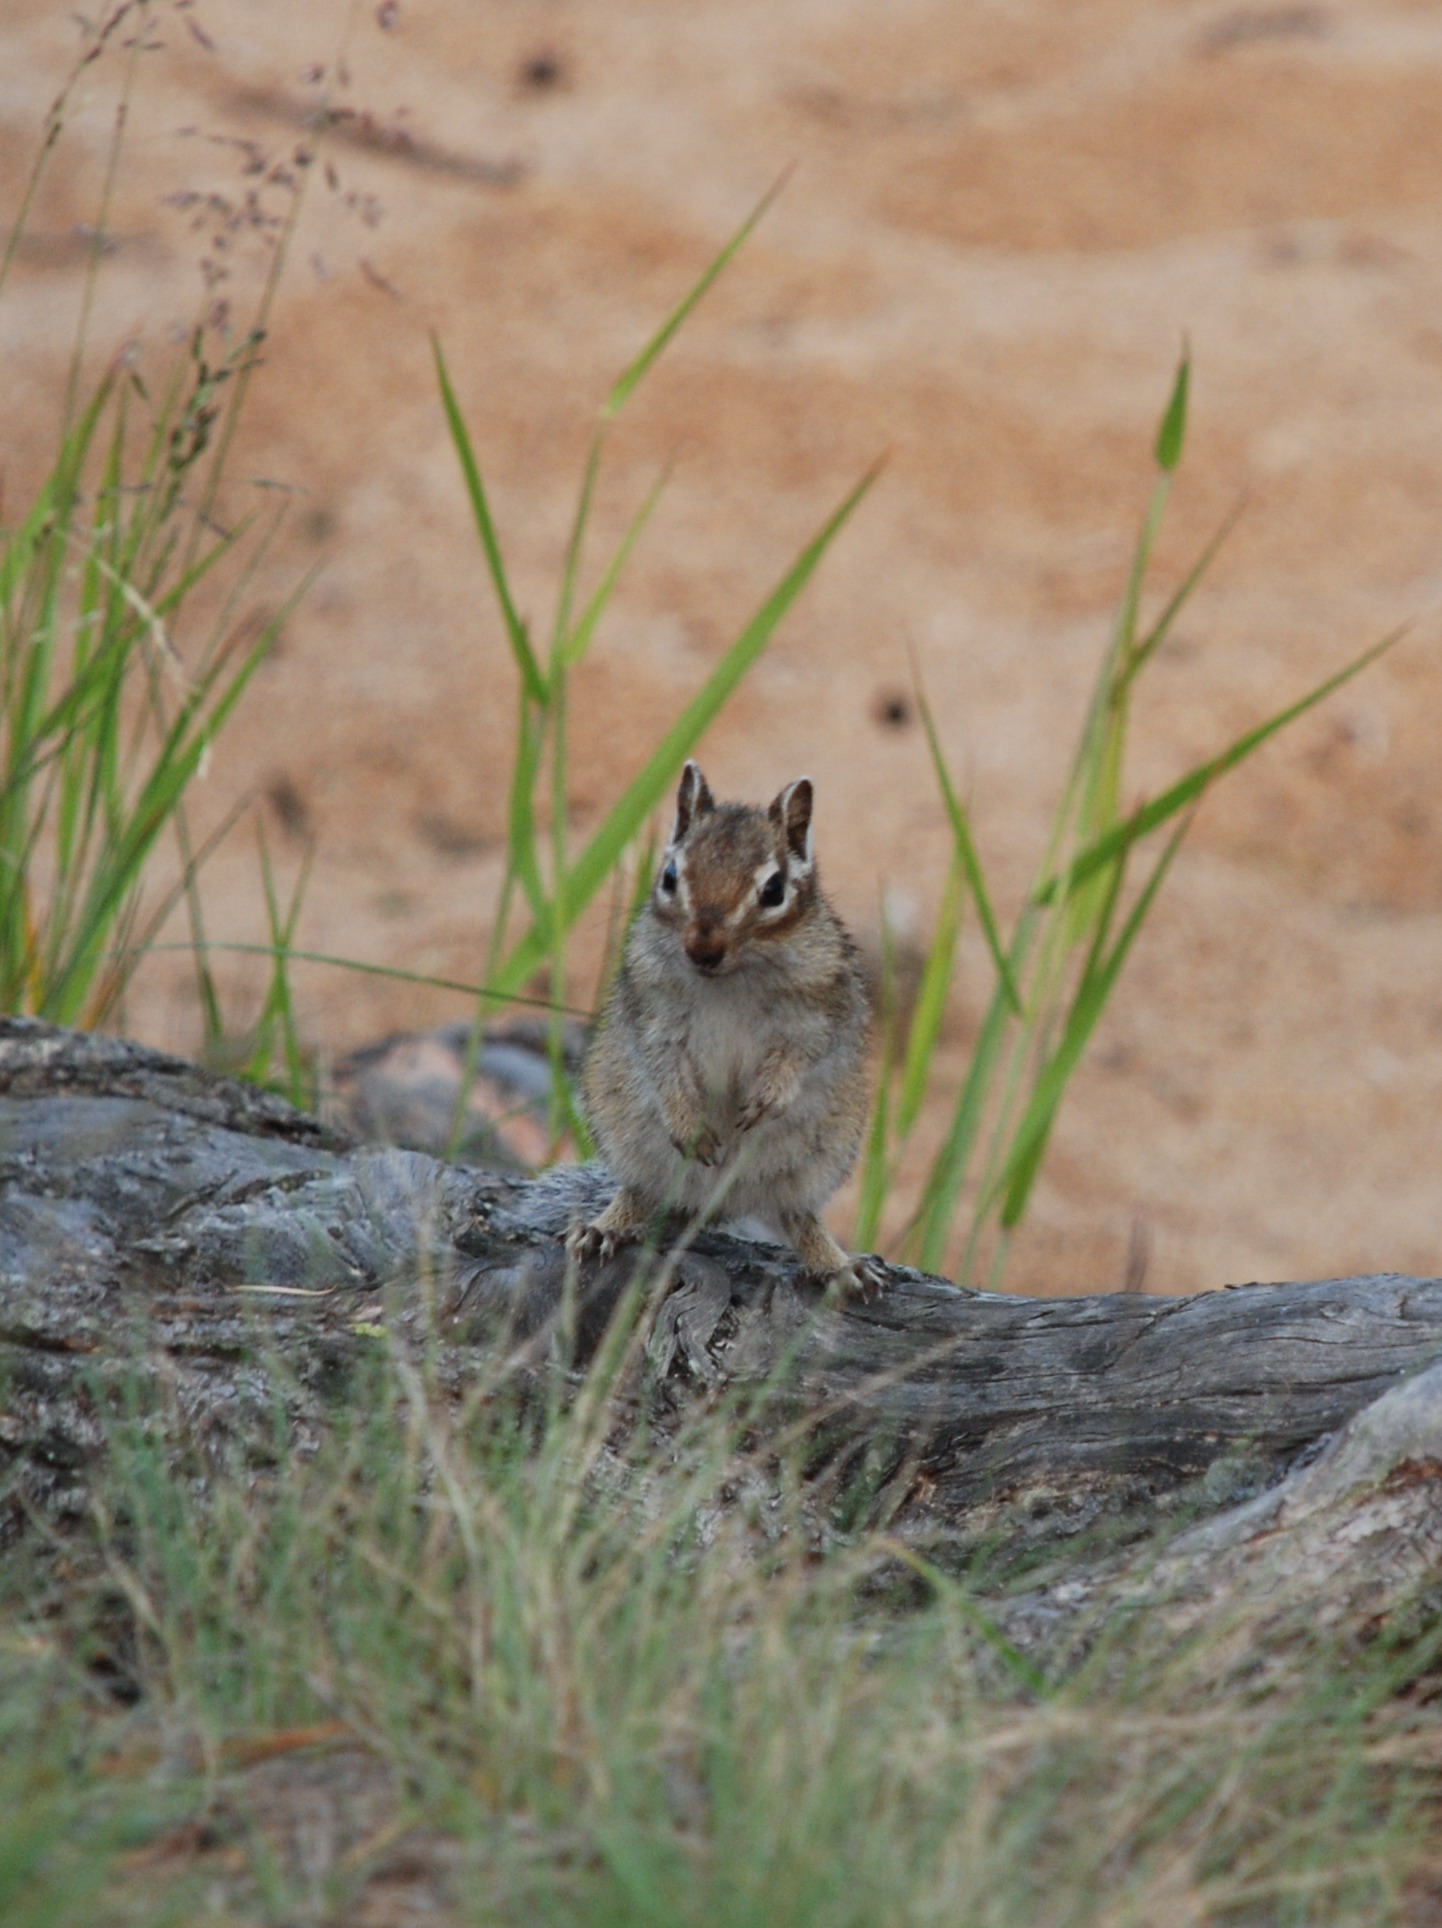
left=566, top=760, right=885, bottom=1298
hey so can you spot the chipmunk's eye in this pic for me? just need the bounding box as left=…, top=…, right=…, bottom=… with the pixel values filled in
left=660, top=861, right=679, bottom=895
left=759, top=869, right=786, bottom=909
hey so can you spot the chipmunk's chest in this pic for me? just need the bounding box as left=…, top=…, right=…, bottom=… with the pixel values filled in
left=678, top=981, right=776, bottom=1097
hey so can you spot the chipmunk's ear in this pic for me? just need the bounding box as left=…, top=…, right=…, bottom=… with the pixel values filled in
left=672, top=760, right=715, bottom=842
left=769, top=776, right=814, bottom=867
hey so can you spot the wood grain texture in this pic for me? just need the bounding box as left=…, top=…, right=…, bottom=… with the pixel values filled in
left=4, top=1018, right=1441, bottom=1561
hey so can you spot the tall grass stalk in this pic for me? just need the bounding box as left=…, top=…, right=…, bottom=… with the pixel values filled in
left=0, top=1, right=315, bottom=1032
left=436, top=181, right=879, bottom=1148
left=858, top=355, right=1402, bottom=1284
left=219, top=823, right=316, bottom=1107
left=0, top=350, right=298, bottom=1026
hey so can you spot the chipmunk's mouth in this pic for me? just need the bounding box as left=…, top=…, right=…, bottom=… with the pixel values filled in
left=683, top=922, right=730, bottom=973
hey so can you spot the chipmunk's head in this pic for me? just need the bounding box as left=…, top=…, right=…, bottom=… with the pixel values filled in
left=651, top=760, right=817, bottom=976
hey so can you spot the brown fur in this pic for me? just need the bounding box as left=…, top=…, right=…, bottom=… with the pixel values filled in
left=566, top=762, right=885, bottom=1299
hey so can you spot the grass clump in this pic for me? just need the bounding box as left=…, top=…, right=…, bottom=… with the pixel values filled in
left=856, top=355, right=1400, bottom=1285
left=1, top=1321, right=1437, bottom=1925
left=0, top=2, right=306, bottom=1037
left=0, top=335, right=295, bottom=1030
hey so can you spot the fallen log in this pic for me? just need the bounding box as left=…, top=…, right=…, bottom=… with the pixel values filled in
left=3, top=1016, right=1442, bottom=1574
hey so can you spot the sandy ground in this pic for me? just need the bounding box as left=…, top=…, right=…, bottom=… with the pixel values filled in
left=4, top=0, right=1442, bottom=1296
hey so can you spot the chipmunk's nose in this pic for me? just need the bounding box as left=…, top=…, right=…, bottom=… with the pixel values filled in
left=684, top=918, right=727, bottom=972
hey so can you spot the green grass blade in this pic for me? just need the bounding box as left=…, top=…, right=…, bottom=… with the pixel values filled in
left=0, top=98, right=63, bottom=309
left=895, top=857, right=963, bottom=1141
left=0, top=647, right=131, bottom=815
left=433, top=337, right=546, bottom=704
left=148, top=518, right=248, bottom=622
left=2, top=376, right=111, bottom=743
left=547, top=670, right=572, bottom=1146
left=1119, top=495, right=1246, bottom=696
left=910, top=910, right=1039, bottom=1274
left=132, top=941, right=588, bottom=1015
left=42, top=583, right=302, bottom=1022
left=1072, top=829, right=1131, bottom=1011
left=246, top=826, right=314, bottom=1103
left=506, top=694, right=548, bottom=925
left=172, top=801, right=228, bottom=1049
left=492, top=461, right=882, bottom=997
left=84, top=792, right=252, bottom=1029
left=998, top=816, right=1192, bottom=1229
left=563, top=463, right=671, bottom=669
left=0, top=461, right=67, bottom=611
left=551, top=427, right=604, bottom=672
left=601, top=169, right=791, bottom=422
left=1154, top=348, right=1191, bottom=474
left=914, top=681, right=1022, bottom=1016
left=853, top=914, right=899, bottom=1253
left=1083, top=472, right=1168, bottom=842
left=1037, top=627, right=1407, bottom=910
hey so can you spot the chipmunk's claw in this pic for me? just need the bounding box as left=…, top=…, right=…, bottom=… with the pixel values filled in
left=565, top=1221, right=626, bottom=1265
left=826, top=1254, right=888, bottom=1303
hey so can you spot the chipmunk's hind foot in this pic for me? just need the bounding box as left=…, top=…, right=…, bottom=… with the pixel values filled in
left=827, top=1253, right=888, bottom=1302
left=783, top=1212, right=888, bottom=1302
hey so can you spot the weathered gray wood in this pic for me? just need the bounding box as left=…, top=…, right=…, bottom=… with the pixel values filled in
left=468, top=1175, right=1442, bottom=1550
left=1149, top=1355, right=1442, bottom=1633
left=4, top=1016, right=1442, bottom=1561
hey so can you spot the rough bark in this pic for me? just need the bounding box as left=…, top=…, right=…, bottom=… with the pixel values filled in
left=4, top=1016, right=1442, bottom=1614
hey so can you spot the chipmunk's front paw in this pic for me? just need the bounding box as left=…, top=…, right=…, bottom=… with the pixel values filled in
left=565, top=1220, right=630, bottom=1265
left=825, top=1254, right=888, bottom=1303
left=673, top=1123, right=723, bottom=1166
left=735, top=1096, right=771, bottom=1134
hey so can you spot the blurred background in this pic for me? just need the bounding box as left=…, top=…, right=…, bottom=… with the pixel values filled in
left=4, top=0, right=1442, bottom=1296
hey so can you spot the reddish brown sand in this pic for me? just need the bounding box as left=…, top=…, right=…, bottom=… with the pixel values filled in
left=4, top=0, right=1442, bottom=1295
